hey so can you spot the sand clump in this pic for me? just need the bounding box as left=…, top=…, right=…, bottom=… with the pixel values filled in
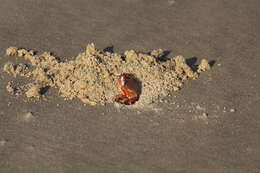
left=5, top=47, right=18, bottom=56
left=6, top=81, right=17, bottom=95
left=6, top=81, right=38, bottom=97
left=3, top=44, right=211, bottom=106
left=3, top=62, right=30, bottom=77
left=25, top=84, right=41, bottom=98
left=198, top=59, right=211, bottom=72
left=23, top=112, right=34, bottom=121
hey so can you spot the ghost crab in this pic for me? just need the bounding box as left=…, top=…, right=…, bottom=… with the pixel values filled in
left=114, top=73, right=141, bottom=105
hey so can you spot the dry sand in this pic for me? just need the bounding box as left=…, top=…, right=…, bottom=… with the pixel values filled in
left=3, top=45, right=210, bottom=106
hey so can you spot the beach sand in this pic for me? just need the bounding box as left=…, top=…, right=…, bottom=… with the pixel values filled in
left=0, top=0, right=259, bottom=172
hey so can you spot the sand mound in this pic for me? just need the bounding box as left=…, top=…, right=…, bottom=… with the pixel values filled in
left=3, top=44, right=210, bottom=106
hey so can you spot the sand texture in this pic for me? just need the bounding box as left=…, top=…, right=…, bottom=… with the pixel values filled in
left=3, top=45, right=210, bottom=106
left=0, top=0, right=259, bottom=172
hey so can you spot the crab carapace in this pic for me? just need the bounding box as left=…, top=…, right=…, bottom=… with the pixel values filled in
left=114, top=73, right=140, bottom=105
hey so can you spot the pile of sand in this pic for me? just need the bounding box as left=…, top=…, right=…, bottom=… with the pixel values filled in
left=3, top=44, right=210, bottom=106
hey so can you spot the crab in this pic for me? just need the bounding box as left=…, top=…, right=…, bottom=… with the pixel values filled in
left=114, top=73, right=140, bottom=105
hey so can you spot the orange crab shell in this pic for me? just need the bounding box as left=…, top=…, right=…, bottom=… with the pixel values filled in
left=115, top=73, right=140, bottom=105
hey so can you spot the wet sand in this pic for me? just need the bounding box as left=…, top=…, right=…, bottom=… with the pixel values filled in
left=0, top=0, right=259, bottom=172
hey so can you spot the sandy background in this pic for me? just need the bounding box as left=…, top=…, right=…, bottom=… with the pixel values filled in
left=0, top=0, right=259, bottom=172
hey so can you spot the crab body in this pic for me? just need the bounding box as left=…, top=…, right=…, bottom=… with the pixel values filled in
left=115, top=73, right=139, bottom=105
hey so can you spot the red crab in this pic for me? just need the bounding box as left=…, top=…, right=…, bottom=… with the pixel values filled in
left=114, top=73, right=140, bottom=105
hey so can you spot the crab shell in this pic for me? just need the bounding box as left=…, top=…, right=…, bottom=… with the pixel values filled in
left=115, top=73, right=139, bottom=105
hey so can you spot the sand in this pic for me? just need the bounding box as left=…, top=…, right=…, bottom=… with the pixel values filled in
left=1, top=0, right=259, bottom=172
left=3, top=45, right=210, bottom=106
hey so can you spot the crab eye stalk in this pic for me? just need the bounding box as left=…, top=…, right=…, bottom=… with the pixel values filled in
left=120, top=75, right=126, bottom=86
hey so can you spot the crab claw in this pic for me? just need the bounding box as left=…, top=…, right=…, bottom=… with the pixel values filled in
left=115, top=94, right=131, bottom=105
